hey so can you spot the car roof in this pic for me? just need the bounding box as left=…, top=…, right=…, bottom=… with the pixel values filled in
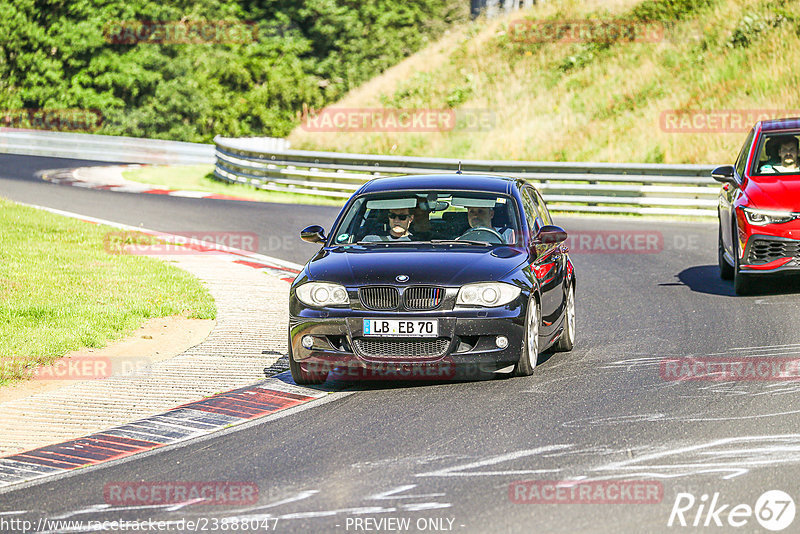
left=357, top=174, right=517, bottom=195
left=759, top=117, right=800, bottom=132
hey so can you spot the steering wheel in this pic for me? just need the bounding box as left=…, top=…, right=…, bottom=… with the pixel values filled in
left=457, top=227, right=504, bottom=244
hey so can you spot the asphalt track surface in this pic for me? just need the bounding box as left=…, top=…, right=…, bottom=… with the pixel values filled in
left=3, top=154, right=800, bottom=533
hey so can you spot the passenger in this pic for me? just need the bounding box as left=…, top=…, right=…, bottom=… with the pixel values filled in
left=362, top=208, right=414, bottom=241
left=410, top=206, right=434, bottom=241
left=761, top=137, right=799, bottom=173
left=759, top=137, right=782, bottom=172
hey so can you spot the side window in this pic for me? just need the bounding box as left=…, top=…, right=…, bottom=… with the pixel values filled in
left=533, top=190, right=553, bottom=225
left=735, top=129, right=755, bottom=178
left=521, top=188, right=540, bottom=234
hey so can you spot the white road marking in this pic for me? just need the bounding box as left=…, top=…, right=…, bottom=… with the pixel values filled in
left=401, top=502, right=452, bottom=511
left=415, top=445, right=572, bottom=477
left=368, top=484, right=445, bottom=500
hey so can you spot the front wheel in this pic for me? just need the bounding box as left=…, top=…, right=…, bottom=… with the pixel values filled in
left=554, top=283, right=575, bottom=352
left=514, top=298, right=540, bottom=377
left=733, top=235, right=755, bottom=296
left=718, top=221, right=734, bottom=280
left=288, top=336, right=328, bottom=385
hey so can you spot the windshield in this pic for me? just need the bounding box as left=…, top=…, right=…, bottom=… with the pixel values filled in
left=752, top=132, right=800, bottom=176
left=331, top=191, right=521, bottom=246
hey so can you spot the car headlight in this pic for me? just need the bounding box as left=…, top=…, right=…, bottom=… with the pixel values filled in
left=456, top=282, right=521, bottom=307
left=295, top=282, right=349, bottom=307
left=742, top=207, right=797, bottom=226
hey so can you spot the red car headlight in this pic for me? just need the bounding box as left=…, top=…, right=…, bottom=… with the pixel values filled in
left=741, top=207, right=798, bottom=226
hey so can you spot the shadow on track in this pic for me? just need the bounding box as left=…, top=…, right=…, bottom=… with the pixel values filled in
left=669, top=264, right=800, bottom=297
left=265, top=352, right=559, bottom=392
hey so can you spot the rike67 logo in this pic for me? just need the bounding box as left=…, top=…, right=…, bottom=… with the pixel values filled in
left=668, top=490, right=795, bottom=531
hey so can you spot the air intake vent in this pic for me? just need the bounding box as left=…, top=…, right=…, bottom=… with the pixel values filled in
left=354, top=338, right=450, bottom=359
left=359, top=286, right=400, bottom=310
left=747, top=239, right=800, bottom=264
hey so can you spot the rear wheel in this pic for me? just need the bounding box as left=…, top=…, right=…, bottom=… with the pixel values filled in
left=718, top=221, right=734, bottom=280
left=554, top=283, right=575, bottom=352
left=288, top=336, right=328, bottom=385
left=514, top=298, right=540, bottom=377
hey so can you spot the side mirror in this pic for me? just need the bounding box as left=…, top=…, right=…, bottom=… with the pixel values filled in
left=533, top=225, right=568, bottom=245
left=300, top=225, right=327, bottom=244
left=711, top=165, right=736, bottom=184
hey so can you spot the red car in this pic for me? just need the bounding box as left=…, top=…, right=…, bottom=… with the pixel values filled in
left=714, top=118, right=800, bottom=295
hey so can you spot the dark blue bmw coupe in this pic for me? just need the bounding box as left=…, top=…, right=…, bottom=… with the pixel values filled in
left=288, top=174, right=576, bottom=384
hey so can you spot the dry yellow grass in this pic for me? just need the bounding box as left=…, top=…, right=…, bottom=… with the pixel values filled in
left=289, top=0, right=800, bottom=165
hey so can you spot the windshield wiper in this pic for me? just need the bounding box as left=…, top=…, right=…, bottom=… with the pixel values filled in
left=355, top=240, right=433, bottom=246
left=429, top=239, right=490, bottom=246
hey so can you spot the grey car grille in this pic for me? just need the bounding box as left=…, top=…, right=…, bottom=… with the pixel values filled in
left=354, top=338, right=450, bottom=359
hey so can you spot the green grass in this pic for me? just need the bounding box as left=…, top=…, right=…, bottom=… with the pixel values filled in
left=123, top=165, right=347, bottom=207
left=288, top=0, right=800, bottom=165
left=0, top=198, right=216, bottom=386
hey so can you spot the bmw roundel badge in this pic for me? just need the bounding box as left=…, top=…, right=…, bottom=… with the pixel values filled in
left=396, top=274, right=410, bottom=282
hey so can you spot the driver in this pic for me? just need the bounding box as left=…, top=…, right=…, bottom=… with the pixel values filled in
left=463, top=206, right=514, bottom=243
left=761, top=137, right=799, bottom=173
left=467, top=206, right=494, bottom=229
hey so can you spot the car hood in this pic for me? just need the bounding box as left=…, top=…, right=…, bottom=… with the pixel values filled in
left=305, top=246, right=528, bottom=286
left=745, top=175, right=800, bottom=211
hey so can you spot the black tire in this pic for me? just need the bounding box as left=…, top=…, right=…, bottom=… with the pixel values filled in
left=288, top=337, right=328, bottom=385
left=718, top=221, right=734, bottom=280
left=514, top=297, right=540, bottom=377
left=733, top=234, right=755, bottom=296
left=554, top=283, right=575, bottom=352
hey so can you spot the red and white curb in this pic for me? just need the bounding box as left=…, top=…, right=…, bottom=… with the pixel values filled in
left=0, top=203, right=314, bottom=490
left=39, top=167, right=256, bottom=202
left=0, top=377, right=324, bottom=489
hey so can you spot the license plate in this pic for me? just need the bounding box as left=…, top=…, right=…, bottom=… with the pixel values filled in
left=363, top=319, right=438, bottom=337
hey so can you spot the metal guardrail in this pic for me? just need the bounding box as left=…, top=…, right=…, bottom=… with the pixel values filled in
left=214, top=136, right=720, bottom=217
left=0, top=129, right=216, bottom=165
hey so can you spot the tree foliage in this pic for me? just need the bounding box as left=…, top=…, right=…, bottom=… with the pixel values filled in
left=0, top=0, right=467, bottom=141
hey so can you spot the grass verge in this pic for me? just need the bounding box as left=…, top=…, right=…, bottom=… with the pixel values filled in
left=0, top=198, right=216, bottom=387
left=288, top=0, right=800, bottom=165
left=123, top=165, right=347, bottom=207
